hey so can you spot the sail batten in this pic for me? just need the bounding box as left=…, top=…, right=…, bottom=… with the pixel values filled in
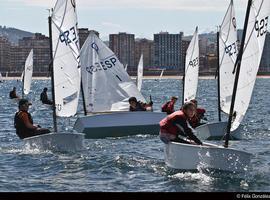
left=51, top=0, right=81, bottom=117
left=81, top=32, right=146, bottom=113
left=183, top=27, right=199, bottom=103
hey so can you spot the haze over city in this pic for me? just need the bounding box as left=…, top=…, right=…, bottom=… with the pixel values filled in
left=0, top=0, right=252, bottom=40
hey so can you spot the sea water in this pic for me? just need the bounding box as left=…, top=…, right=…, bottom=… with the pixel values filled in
left=0, top=78, right=269, bottom=192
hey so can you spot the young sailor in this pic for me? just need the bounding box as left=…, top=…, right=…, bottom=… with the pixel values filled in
left=189, top=99, right=206, bottom=128
left=14, top=99, right=51, bottom=139
left=159, top=101, right=203, bottom=145
left=9, top=87, right=20, bottom=99
left=161, top=96, right=178, bottom=114
left=128, top=97, right=153, bottom=111
left=40, top=87, right=53, bottom=105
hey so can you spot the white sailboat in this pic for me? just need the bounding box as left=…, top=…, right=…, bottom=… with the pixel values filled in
left=21, top=49, right=33, bottom=97
left=24, top=0, right=84, bottom=151
left=165, top=0, right=270, bottom=172
left=183, top=26, right=199, bottom=104
left=159, top=69, right=165, bottom=80
left=124, top=64, right=128, bottom=71
left=73, top=33, right=166, bottom=139
left=0, top=72, right=3, bottom=82
left=195, top=0, right=242, bottom=140
left=136, top=54, right=143, bottom=91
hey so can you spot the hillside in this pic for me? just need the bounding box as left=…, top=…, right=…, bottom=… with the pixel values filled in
left=0, top=25, right=34, bottom=44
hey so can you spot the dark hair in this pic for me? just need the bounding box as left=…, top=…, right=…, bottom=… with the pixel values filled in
left=182, top=102, right=195, bottom=111
left=128, top=97, right=137, bottom=103
left=44, top=87, right=48, bottom=91
left=18, top=99, right=32, bottom=108
left=190, top=99, right=197, bottom=104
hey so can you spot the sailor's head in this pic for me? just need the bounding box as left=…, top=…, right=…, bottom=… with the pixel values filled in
left=182, top=102, right=196, bottom=118
left=171, top=96, right=178, bottom=103
left=43, top=87, right=48, bottom=92
left=18, top=99, right=32, bottom=110
left=128, top=97, right=138, bottom=108
left=13, top=87, right=16, bottom=91
left=190, top=99, right=198, bottom=107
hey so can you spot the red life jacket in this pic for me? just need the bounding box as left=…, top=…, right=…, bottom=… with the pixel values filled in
left=159, top=110, right=187, bottom=135
left=189, top=108, right=206, bottom=128
left=161, top=100, right=175, bottom=114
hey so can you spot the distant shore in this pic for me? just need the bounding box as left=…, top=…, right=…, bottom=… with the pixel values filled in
left=2, top=75, right=270, bottom=80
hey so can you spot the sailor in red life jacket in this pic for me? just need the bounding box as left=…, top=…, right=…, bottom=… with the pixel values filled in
left=159, top=102, right=203, bottom=145
left=189, top=99, right=207, bottom=128
left=161, top=96, right=178, bottom=114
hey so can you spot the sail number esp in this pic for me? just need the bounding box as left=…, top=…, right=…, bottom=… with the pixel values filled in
left=86, top=57, right=117, bottom=74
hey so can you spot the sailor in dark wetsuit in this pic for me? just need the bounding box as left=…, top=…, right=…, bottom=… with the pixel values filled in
left=14, top=99, right=51, bottom=139
left=128, top=97, right=153, bottom=111
left=9, top=87, right=20, bottom=99
left=40, top=87, right=53, bottom=105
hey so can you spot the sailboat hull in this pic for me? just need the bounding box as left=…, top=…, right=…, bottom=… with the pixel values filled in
left=195, top=121, right=242, bottom=140
left=23, top=132, right=85, bottom=152
left=165, top=141, right=251, bottom=173
left=74, top=112, right=167, bottom=139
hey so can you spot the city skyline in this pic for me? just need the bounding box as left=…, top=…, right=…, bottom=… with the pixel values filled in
left=0, top=0, right=252, bottom=41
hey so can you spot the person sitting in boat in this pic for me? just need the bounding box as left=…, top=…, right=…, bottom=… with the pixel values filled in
left=128, top=97, right=153, bottom=111
left=188, top=99, right=207, bottom=128
left=14, top=99, right=51, bottom=139
left=159, top=101, right=203, bottom=145
left=9, top=87, right=20, bottom=99
left=40, top=87, right=53, bottom=105
left=161, top=96, right=178, bottom=114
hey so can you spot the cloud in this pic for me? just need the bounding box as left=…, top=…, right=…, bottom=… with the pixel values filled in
left=4, top=0, right=247, bottom=12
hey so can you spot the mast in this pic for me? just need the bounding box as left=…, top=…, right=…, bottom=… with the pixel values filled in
left=48, top=13, right=58, bottom=133
left=224, top=0, right=252, bottom=147
left=81, top=79, right=87, bottom=116
left=216, top=31, right=221, bottom=122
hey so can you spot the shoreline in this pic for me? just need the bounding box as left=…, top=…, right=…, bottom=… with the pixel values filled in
left=2, top=75, right=270, bottom=80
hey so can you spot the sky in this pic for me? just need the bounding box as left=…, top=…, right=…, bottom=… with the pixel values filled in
left=0, top=0, right=250, bottom=41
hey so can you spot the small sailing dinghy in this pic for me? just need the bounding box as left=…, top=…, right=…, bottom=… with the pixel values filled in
left=195, top=0, right=242, bottom=140
left=24, top=0, right=84, bottom=152
left=165, top=0, right=269, bottom=172
left=21, top=49, right=33, bottom=98
left=73, top=33, right=166, bottom=138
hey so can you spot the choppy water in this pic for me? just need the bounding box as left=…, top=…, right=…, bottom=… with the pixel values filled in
left=0, top=78, right=269, bottom=192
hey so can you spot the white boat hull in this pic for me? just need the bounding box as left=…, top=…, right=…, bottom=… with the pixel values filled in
left=164, top=141, right=251, bottom=173
left=23, top=132, right=85, bottom=152
left=195, top=121, right=242, bottom=140
left=74, top=112, right=167, bottom=139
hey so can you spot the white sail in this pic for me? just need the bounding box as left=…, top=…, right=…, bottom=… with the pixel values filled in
left=219, top=0, right=238, bottom=114
left=231, top=0, right=270, bottom=131
left=23, top=49, right=33, bottom=95
left=183, top=27, right=199, bottom=103
left=51, top=0, right=81, bottom=117
left=124, top=64, right=128, bottom=71
left=159, top=69, right=165, bottom=80
left=0, top=72, right=3, bottom=82
left=137, top=54, right=143, bottom=91
left=81, top=32, right=146, bottom=112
